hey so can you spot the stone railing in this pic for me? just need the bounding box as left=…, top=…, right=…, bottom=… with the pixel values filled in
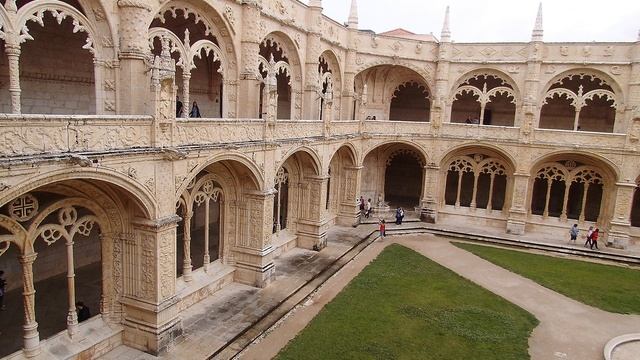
left=363, top=120, right=431, bottom=136
left=0, top=115, right=631, bottom=158
left=330, top=121, right=360, bottom=137
left=175, top=118, right=264, bottom=146
left=271, top=120, right=324, bottom=140
left=0, top=114, right=154, bottom=156
left=532, top=128, right=627, bottom=150
left=441, top=123, right=521, bottom=142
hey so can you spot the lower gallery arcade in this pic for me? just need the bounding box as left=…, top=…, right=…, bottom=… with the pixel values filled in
left=1, top=141, right=636, bottom=358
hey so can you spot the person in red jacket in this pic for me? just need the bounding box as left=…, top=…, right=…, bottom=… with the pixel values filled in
left=590, top=228, right=600, bottom=250
left=379, top=219, right=386, bottom=239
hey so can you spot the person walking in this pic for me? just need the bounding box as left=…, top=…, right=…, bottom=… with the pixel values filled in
left=569, top=224, right=579, bottom=244
left=379, top=219, right=386, bottom=239
left=584, top=226, right=594, bottom=248
left=189, top=101, right=202, bottom=118
left=365, top=198, right=372, bottom=219
left=590, top=228, right=600, bottom=250
left=359, top=196, right=365, bottom=217
left=0, top=270, right=6, bottom=311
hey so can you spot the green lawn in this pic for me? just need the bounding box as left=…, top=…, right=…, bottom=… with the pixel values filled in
left=453, top=242, right=640, bottom=315
left=276, top=244, right=538, bottom=360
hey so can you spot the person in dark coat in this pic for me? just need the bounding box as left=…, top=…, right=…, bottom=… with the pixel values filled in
left=76, top=302, right=91, bottom=322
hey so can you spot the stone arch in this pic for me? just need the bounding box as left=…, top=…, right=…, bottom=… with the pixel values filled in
left=362, top=140, right=429, bottom=166
left=439, top=145, right=515, bottom=212
left=149, top=0, right=239, bottom=118
left=449, top=68, right=519, bottom=126
left=528, top=152, right=618, bottom=223
left=179, top=152, right=265, bottom=197
left=259, top=31, right=303, bottom=120
left=0, top=173, right=156, bottom=356
left=279, top=146, right=323, bottom=177
left=438, top=143, right=517, bottom=173
left=0, top=168, right=157, bottom=220
left=2, top=0, right=115, bottom=115
left=318, top=49, right=342, bottom=120
left=362, top=141, right=428, bottom=209
left=539, top=68, right=623, bottom=133
left=354, top=64, right=432, bottom=121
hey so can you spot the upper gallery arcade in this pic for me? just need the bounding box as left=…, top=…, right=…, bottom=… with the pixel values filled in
left=0, top=0, right=639, bottom=358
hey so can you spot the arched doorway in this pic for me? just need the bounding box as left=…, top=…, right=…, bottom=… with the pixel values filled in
left=362, top=143, right=427, bottom=212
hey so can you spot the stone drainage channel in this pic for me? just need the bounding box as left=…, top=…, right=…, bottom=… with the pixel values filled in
left=208, top=223, right=640, bottom=360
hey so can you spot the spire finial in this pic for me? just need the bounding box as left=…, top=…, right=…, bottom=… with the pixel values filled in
left=440, top=6, right=451, bottom=43
left=347, top=0, right=358, bottom=29
left=531, top=2, right=543, bottom=42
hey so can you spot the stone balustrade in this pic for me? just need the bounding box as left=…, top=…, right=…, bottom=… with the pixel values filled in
left=0, top=115, right=632, bottom=158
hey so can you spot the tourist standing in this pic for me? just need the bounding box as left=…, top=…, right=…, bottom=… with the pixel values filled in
left=569, top=224, right=579, bottom=244
left=379, top=219, right=386, bottom=239
left=0, top=270, right=6, bottom=311
left=365, top=198, right=372, bottom=218
left=584, top=226, right=594, bottom=248
left=395, top=207, right=405, bottom=225
left=189, top=101, right=202, bottom=118
left=359, top=196, right=365, bottom=216
left=590, top=228, right=600, bottom=250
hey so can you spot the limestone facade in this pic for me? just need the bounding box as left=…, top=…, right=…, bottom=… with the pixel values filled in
left=0, top=0, right=639, bottom=358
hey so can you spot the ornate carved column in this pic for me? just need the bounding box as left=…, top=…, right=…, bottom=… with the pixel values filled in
left=607, top=182, right=635, bottom=249
left=203, top=198, right=211, bottom=271
left=522, top=42, right=543, bottom=131
left=337, top=166, right=362, bottom=226
left=182, top=73, right=191, bottom=118
left=5, top=43, right=21, bottom=114
left=297, top=176, right=329, bottom=250
left=232, top=190, right=276, bottom=288
left=20, top=252, right=40, bottom=358
left=182, top=211, right=193, bottom=282
left=506, top=173, right=530, bottom=235
left=238, top=1, right=262, bottom=118
left=121, top=216, right=181, bottom=355
left=578, top=183, right=590, bottom=223
left=65, top=238, right=79, bottom=337
left=432, top=7, right=451, bottom=134
left=486, top=174, right=496, bottom=212
left=117, top=0, right=153, bottom=114
left=470, top=172, right=480, bottom=209
left=420, top=165, right=440, bottom=223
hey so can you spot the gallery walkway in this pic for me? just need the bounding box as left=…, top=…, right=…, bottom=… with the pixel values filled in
left=241, top=234, right=640, bottom=360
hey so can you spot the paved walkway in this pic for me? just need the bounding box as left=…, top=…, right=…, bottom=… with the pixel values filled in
left=241, top=234, right=640, bottom=360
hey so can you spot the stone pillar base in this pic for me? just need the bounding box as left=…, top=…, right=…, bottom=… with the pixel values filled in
left=121, top=297, right=182, bottom=356
left=420, top=199, right=438, bottom=223
left=297, top=220, right=329, bottom=251
left=607, top=220, right=631, bottom=249
left=506, top=219, right=526, bottom=235
left=232, top=246, right=276, bottom=288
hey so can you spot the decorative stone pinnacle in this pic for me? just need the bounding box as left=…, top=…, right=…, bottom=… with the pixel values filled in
left=347, top=0, right=358, bottom=29
left=441, top=5, right=451, bottom=42
left=308, top=0, right=322, bottom=8
left=531, top=2, right=543, bottom=42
